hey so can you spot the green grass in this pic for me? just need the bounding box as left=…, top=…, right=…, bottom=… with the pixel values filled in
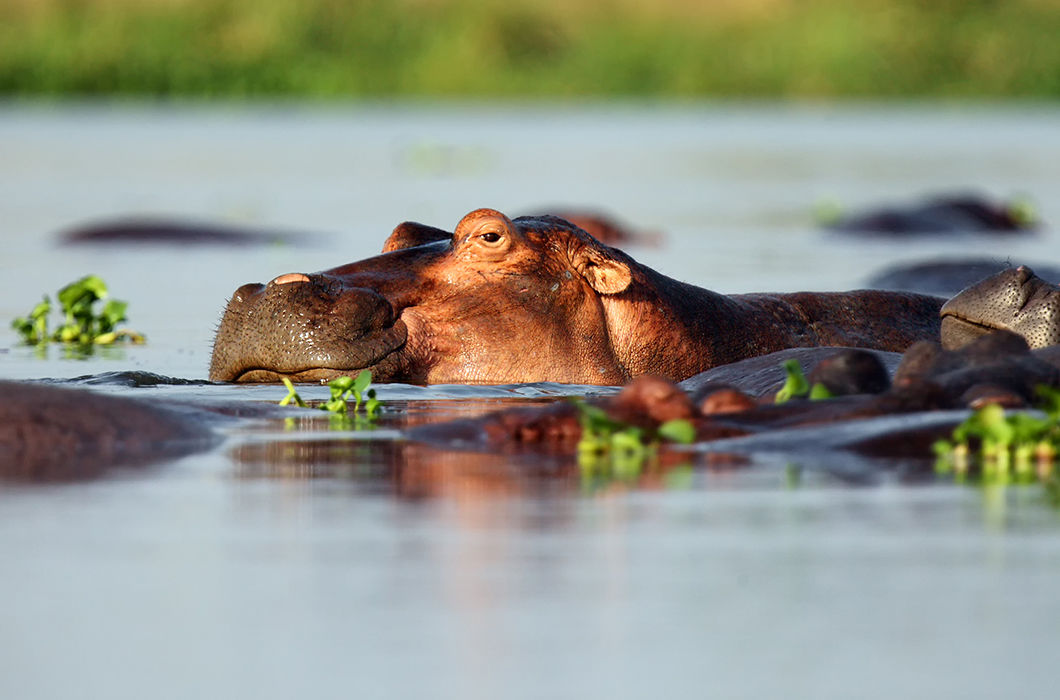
left=1, top=0, right=1059, bottom=98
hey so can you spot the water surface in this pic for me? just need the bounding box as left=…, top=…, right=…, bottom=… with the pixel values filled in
left=2, top=103, right=1060, bottom=699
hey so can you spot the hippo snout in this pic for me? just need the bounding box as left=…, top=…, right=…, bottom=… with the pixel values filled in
left=941, top=266, right=1060, bottom=350
left=209, top=273, right=408, bottom=383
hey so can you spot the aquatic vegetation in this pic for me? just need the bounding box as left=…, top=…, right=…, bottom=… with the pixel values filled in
left=572, top=398, right=694, bottom=481
left=774, top=359, right=832, bottom=404
left=322, top=372, right=380, bottom=418
left=11, top=275, right=144, bottom=347
left=280, top=370, right=380, bottom=424
left=933, top=386, right=1060, bottom=486
left=278, top=378, right=308, bottom=408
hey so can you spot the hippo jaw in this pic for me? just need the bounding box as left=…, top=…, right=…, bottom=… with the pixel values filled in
left=940, top=265, right=1060, bottom=350
left=209, top=275, right=411, bottom=383
left=939, top=315, right=993, bottom=350
left=219, top=320, right=410, bottom=383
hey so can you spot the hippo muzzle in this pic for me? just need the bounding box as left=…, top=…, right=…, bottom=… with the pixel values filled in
left=940, top=265, right=1060, bottom=350
left=209, top=273, right=408, bottom=382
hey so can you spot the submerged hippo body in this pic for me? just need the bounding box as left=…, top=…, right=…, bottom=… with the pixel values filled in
left=0, top=380, right=215, bottom=481
left=210, top=209, right=944, bottom=385
left=865, top=258, right=1060, bottom=298
left=826, top=194, right=1035, bottom=235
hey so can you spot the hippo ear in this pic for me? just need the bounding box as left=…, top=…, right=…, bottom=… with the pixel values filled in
left=382, top=222, right=452, bottom=253
left=574, top=245, right=632, bottom=295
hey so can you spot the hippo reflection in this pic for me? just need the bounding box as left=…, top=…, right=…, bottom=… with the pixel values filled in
left=211, top=208, right=944, bottom=385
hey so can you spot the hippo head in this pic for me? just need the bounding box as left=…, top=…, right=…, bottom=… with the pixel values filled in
left=210, top=209, right=638, bottom=384
left=940, top=265, right=1060, bottom=350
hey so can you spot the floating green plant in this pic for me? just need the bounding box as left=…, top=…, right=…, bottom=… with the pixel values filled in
left=933, top=386, right=1060, bottom=486
left=11, top=275, right=144, bottom=347
left=280, top=370, right=380, bottom=426
left=571, top=398, right=695, bottom=482
left=774, top=359, right=832, bottom=404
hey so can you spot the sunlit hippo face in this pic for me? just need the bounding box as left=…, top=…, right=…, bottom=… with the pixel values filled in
left=209, top=208, right=637, bottom=385
left=940, top=265, right=1060, bottom=350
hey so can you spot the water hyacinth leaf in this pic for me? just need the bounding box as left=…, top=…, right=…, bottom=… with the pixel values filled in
left=932, top=439, right=954, bottom=457
left=352, top=370, right=372, bottom=395
left=279, top=377, right=307, bottom=408
left=975, top=404, right=1014, bottom=446
left=11, top=276, right=143, bottom=347
left=571, top=399, right=623, bottom=437
left=611, top=429, right=645, bottom=456
left=658, top=418, right=696, bottom=444
left=79, top=275, right=109, bottom=299
left=328, top=376, right=355, bottom=394
left=808, top=382, right=833, bottom=400
left=349, top=370, right=374, bottom=412
left=280, top=372, right=380, bottom=424
left=100, top=299, right=128, bottom=331
left=32, top=298, right=49, bottom=317
left=1035, top=385, right=1060, bottom=421
left=1007, top=412, right=1048, bottom=443
left=12, top=295, right=51, bottom=344
left=935, top=385, right=1060, bottom=494
left=775, top=359, right=810, bottom=404
left=58, top=275, right=107, bottom=312
left=365, top=390, right=380, bottom=418
left=321, top=399, right=346, bottom=415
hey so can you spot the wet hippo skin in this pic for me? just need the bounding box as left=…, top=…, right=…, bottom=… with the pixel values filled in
left=0, top=381, right=215, bottom=482
left=408, top=330, right=1060, bottom=464
left=211, top=208, right=944, bottom=385
left=940, top=266, right=1060, bottom=350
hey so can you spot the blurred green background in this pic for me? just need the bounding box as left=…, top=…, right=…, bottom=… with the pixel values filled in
left=2, top=0, right=1059, bottom=98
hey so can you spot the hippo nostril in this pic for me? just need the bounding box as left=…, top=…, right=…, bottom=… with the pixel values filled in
left=271, top=273, right=311, bottom=286
left=1015, top=265, right=1036, bottom=285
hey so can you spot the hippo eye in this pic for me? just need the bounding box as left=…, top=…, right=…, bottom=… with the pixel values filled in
left=465, top=223, right=510, bottom=256
left=480, top=231, right=502, bottom=244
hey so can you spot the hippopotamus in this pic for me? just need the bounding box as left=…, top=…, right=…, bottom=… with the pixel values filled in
left=0, top=380, right=216, bottom=482
left=823, top=193, right=1036, bottom=235
left=59, top=217, right=315, bottom=247
left=408, top=329, right=1060, bottom=466
left=210, top=208, right=944, bottom=385
left=940, top=265, right=1060, bottom=350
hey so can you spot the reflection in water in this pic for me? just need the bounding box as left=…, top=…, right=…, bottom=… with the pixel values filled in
left=262, top=397, right=569, bottom=433
left=231, top=403, right=753, bottom=501
left=233, top=438, right=576, bottom=499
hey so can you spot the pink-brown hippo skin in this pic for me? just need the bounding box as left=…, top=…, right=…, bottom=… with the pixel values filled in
left=210, top=209, right=944, bottom=385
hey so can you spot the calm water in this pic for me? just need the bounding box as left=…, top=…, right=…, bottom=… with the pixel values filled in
left=2, top=103, right=1060, bottom=699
